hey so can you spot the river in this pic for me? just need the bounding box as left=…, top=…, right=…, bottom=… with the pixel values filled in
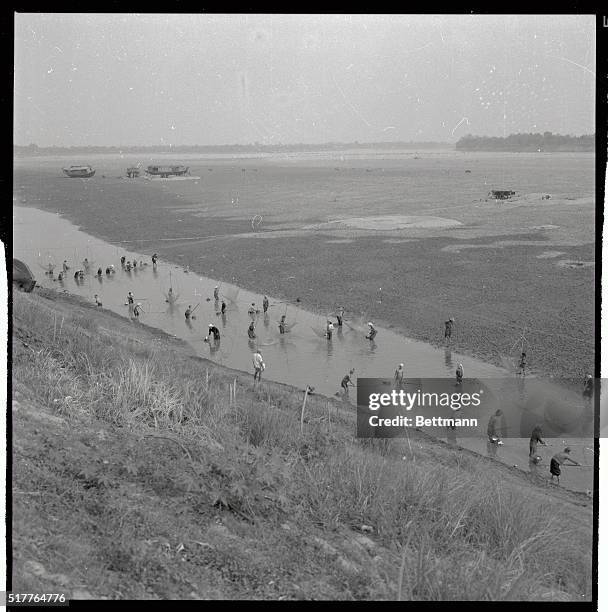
left=12, top=204, right=595, bottom=492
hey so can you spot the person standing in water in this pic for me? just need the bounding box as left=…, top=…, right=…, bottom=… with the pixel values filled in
left=487, top=409, right=503, bottom=444
left=133, top=303, right=143, bottom=318
left=394, top=363, right=405, bottom=388
left=220, top=300, right=227, bottom=315
left=94, top=294, right=102, bottom=307
left=120, top=256, right=126, bottom=267
left=279, top=315, right=286, bottom=334
left=366, top=322, right=377, bottom=341
left=582, top=374, right=593, bottom=407
left=529, top=424, right=546, bottom=458
left=248, top=321, right=256, bottom=339
left=152, top=253, right=158, bottom=268
left=518, top=352, right=527, bottom=377
left=214, top=286, right=220, bottom=301
left=456, top=363, right=464, bottom=385
left=336, top=306, right=345, bottom=327
left=263, top=295, right=269, bottom=314
left=126, top=291, right=135, bottom=314
left=444, top=318, right=454, bottom=342
left=326, top=320, right=334, bottom=340
left=62, top=260, right=69, bottom=273
left=207, top=323, right=221, bottom=341
left=185, top=305, right=193, bottom=320
left=550, top=447, right=579, bottom=485
left=341, top=369, right=355, bottom=395
left=252, top=350, right=265, bottom=382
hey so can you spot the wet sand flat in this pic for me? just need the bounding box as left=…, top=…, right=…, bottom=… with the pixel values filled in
left=14, top=150, right=595, bottom=379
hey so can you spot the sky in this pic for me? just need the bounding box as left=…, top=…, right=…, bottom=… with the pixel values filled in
left=13, top=13, right=596, bottom=147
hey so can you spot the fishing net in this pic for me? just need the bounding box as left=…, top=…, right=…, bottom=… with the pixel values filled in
left=162, top=281, right=180, bottom=304
left=162, top=272, right=181, bottom=304
left=164, top=291, right=180, bottom=304
left=310, top=326, right=328, bottom=339
left=499, top=355, right=516, bottom=373
left=343, top=316, right=368, bottom=334
left=222, top=286, right=240, bottom=304
left=37, top=253, right=56, bottom=273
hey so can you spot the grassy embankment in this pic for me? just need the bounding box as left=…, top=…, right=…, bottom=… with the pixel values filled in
left=11, top=288, right=593, bottom=600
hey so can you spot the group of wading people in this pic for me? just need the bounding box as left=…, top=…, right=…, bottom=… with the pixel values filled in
left=485, top=410, right=586, bottom=487
left=448, top=315, right=591, bottom=486
left=247, top=301, right=373, bottom=384
left=52, top=258, right=118, bottom=283
left=73, top=251, right=592, bottom=488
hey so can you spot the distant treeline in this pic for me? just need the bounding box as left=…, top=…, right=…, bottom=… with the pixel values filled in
left=455, top=132, right=594, bottom=152
left=14, top=141, right=451, bottom=157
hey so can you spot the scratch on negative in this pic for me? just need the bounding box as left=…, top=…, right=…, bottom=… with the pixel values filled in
left=545, top=55, right=595, bottom=77
left=331, top=74, right=373, bottom=128
left=451, top=117, right=470, bottom=136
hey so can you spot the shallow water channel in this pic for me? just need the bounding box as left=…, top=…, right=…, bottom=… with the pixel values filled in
left=13, top=205, right=594, bottom=492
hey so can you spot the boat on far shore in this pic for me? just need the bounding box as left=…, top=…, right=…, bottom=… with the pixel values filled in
left=145, top=164, right=189, bottom=178
left=62, top=165, right=96, bottom=178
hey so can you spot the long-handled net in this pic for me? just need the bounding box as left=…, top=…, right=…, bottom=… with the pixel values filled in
left=222, top=285, right=240, bottom=304
left=37, top=252, right=56, bottom=274
left=162, top=270, right=181, bottom=304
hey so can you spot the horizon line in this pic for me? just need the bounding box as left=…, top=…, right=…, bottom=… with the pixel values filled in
left=13, top=133, right=596, bottom=151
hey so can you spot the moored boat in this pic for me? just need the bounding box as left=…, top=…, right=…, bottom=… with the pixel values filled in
left=145, top=164, right=189, bottom=178
left=62, top=165, right=96, bottom=178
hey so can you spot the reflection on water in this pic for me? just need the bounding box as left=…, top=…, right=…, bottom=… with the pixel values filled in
left=444, top=347, right=453, bottom=370
left=208, top=339, right=221, bottom=355
left=12, top=206, right=594, bottom=492
left=486, top=440, right=499, bottom=457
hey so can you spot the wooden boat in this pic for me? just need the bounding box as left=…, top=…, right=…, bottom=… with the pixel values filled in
left=62, top=165, right=95, bottom=178
left=488, top=189, right=516, bottom=200
left=145, top=164, right=189, bottom=178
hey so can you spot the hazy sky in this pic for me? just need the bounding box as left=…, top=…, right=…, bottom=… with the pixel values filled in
left=14, top=13, right=596, bottom=146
